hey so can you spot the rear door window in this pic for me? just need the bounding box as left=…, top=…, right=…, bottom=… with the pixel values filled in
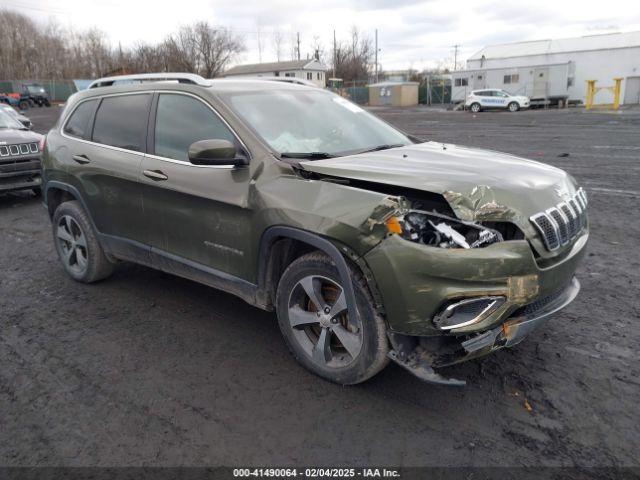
left=64, top=100, right=97, bottom=139
left=153, top=93, right=236, bottom=161
left=92, top=94, right=151, bottom=152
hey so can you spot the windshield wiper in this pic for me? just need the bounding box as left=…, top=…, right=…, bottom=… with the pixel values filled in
left=354, top=143, right=406, bottom=155
left=280, top=152, right=335, bottom=160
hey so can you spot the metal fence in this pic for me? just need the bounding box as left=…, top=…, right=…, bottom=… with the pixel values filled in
left=0, top=79, right=80, bottom=102
left=419, top=85, right=451, bottom=104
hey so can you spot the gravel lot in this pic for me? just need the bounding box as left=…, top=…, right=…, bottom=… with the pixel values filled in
left=1, top=104, right=639, bottom=469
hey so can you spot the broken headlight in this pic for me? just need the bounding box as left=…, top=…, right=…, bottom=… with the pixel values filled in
left=390, top=211, right=503, bottom=249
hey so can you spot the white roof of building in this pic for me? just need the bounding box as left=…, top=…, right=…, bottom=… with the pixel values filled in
left=224, top=59, right=326, bottom=76
left=469, top=31, right=640, bottom=60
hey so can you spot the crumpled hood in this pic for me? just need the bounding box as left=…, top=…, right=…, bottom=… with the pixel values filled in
left=300, top=141, right=578, bottom=226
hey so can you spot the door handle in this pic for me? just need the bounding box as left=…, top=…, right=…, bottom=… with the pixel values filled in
left=143, top=169, right=168, bottom=181
left=72, top=154, right=90, bottom=164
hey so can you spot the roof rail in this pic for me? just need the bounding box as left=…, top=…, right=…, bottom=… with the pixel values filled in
left=88, top=73, right=210, bottom=89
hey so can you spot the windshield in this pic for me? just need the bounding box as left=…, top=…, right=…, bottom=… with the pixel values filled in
left=27, top=86, right=46, bottom=94
left=221, top=89, right=411, bottom=157
left=1, top=107, right=19, bottom=118
left=0, top=110, right=25, bottom=129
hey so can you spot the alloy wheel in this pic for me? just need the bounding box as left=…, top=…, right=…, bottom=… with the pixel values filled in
left=56, top=215, right=89, bottom=275
left=287, top=275, right=363, bottom=368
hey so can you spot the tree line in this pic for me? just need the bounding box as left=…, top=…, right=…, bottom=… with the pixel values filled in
left=0, top=8, right=374, bottom=82
left=0, top=9, right=245, bottom=80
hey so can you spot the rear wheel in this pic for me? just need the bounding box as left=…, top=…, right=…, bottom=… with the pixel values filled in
left=52, top=201, right=114, bottom=283
left=276, top=252, right=389, bottom=385
left=508, top=101, right=520, bottom=112
left=470, top=102, right=481, bottom=113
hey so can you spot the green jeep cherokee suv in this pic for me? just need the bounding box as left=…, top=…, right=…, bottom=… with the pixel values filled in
left=42, top=73, right=588, bottom=385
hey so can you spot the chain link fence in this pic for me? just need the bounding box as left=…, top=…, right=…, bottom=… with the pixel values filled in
left=0, top=79, right=82, bottom=102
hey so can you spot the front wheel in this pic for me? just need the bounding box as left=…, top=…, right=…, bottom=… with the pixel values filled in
left=508, top=102, right=520, bottom=112
left=52, top=200, right=114, bottom=283
left=470, top=102, right=481, bottom=113
left=276, top=252, right=389, bottom=385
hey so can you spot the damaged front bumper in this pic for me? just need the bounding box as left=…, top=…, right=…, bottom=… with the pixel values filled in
left=363, top=229, right=587, bottom=385
left=388, top=277, right=580, bottom=386
left=365, top=231, right=587, bottom=336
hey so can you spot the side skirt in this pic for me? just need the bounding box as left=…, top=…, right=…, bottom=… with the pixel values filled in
left=98, top=233, right=259, bottom=307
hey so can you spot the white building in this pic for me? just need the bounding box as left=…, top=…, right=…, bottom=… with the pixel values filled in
left=452, top=31, right=640, bottom=106
left=223, top=59, right=327, bottom=87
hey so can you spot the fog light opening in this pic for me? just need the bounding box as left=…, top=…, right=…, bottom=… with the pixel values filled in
left=433, top=296, right=506, bottom=330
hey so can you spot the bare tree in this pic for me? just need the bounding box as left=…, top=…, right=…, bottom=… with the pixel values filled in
left=309, top=35, right=324, bottom=63
left=272, top=29, right=284, bottom=62
left=332, top=26, right=373, bottom=83
left=0, top=9, right=244, bottom=81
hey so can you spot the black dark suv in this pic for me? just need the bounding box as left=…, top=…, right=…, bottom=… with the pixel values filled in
left=0, top=109, right=43, bottom=194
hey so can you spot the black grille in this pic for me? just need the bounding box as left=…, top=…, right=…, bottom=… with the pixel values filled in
left=529, top=189, right=587, bottom=251
left=560, top=204, right=578, bottom=237
left=0, top=143, right=39, bottom=157
left=531, top=214, right=560, bottom=250
left=513, top=285, right=568, bottom=317
left=548, top=208, right=569, bottom=245
left=0, top=143, right=41, bottom=179
left=568, top=198, right=583, bottom=230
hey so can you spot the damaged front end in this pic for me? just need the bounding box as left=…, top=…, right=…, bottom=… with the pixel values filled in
left=354, top=187, right=587, bottom=386
left=386, top=277, right=580, bottom=386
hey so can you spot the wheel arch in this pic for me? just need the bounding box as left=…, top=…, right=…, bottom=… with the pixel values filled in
left=45, top=181, right=82, bottom=218
left=257, top=227, right=361, bottom=326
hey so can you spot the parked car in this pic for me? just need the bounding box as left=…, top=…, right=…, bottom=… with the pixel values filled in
left=0, top=109, right=43, bottom=195
left=466, top=89, right=530, bottom=112
left=42, top=74, right=587, bottom=386
left=0, top=104, right=33, bottom=129
left=22, top=83, right=51, bottom=107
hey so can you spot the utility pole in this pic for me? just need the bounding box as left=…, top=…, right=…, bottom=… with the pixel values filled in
left=333, top=29, right=336, bottom=79
left=257, top=27, right=262, bottom=63
left=296, top=32, right=301, bottom=60
left=452, top=44, right=460, bottom=71
left=375, top=29, right=378, bottom=83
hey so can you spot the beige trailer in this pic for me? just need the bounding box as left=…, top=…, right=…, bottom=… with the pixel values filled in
left=368, top=81, right=419, bottom=107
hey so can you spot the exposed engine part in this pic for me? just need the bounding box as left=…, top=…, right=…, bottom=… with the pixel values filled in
left=401, top=210, right=503, bottom=249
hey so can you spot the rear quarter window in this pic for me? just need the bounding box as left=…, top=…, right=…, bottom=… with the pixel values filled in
left=92, top=94, right=151, bottom=152
left=63, top=100, right=97, bottom=139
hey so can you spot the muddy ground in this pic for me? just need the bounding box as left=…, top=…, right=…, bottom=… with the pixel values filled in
left=0, top=105, right=638, bottom=469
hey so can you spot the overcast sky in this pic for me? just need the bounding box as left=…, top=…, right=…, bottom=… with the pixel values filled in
left=5, top=0, right=640, bottom=70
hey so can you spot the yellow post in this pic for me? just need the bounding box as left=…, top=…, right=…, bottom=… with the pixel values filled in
left=586, top=80, right=596, bottom=109
left=612, top=77, right=623, bottom=110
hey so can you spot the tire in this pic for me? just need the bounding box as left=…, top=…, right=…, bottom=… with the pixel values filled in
left=32, top=187, right=41, bottom=196
left=470, top=102, right=481, bottom=113
left=508, top=102, right=520, bottom=112
left=52, top=200, right=114, bottom=283
left=276, top=251, right=389, bottom=385
left=19, top=100, right=29, bottom=110
left=44, top=99, right=51, bottom=107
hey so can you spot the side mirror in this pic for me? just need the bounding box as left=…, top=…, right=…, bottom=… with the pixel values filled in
left=188, top=139, right=248, bottom=167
